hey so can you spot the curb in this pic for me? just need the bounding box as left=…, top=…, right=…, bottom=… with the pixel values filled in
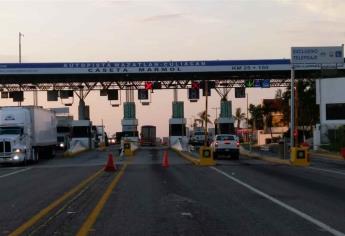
left=171, top=148, right=200, bottom=165
left=63, top=149, right=89, bottom=157
left=240, top=149, right=290, bottom=165
left=309, top=151, right=344, bottom=161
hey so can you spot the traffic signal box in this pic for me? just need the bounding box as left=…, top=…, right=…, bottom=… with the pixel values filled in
left=199, top=146, right=216, bottom=166
left=123, top=142, right=133, bottom=156
left=290, top=147, right=310, bottom=167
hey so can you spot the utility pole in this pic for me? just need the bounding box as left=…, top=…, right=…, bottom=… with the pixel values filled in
left=290, top=66, right=295, bottom=148
left=204, top=80, right=209, bottom=146
left=18, top=32, right=24, bottom=106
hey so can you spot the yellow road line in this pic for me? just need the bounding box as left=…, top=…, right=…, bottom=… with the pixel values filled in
left=171, top=148, right=200, bottom=165
left=9, top=168, right=103, bottom=236
left=76, top=162, right=130, bottom=236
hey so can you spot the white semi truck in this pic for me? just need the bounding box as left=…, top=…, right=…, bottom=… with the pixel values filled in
left=0, top=106, right=57, bottom=164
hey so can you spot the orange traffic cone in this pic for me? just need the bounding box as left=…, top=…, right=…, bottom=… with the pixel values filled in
left=162, top=150, right=169, bottom=168
left=104, top=153, right=116, bottom=172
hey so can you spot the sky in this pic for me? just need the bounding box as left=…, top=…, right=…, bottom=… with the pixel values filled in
left=0, top=0, right=344, bottom=137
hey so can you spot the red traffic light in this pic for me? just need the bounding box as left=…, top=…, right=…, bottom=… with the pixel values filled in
left=145, top=82, right=153, bottom=90
left=191, top=81, right=200, bottom=89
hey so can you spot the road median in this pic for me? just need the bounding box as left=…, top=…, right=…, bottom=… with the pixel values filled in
left=240, top=147, right=290, bottom=165
left=309, top=150, right=344, bottom=161
left=171, top=148, right=200, bottom=165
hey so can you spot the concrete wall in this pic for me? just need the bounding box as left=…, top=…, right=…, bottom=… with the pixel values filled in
left=316, top=77, right=345, bottom=126
left=315, top=77, right=345, bottom=144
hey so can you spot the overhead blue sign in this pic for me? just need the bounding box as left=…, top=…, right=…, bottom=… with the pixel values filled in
left=0, top=58, right=344, bottom=75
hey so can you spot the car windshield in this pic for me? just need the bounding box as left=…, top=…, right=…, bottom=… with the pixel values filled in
left=194, top=132, right=205, bottom=135
left=0, top=127, right=23, bottom=135
left=217, top=135, right=235, bottom=141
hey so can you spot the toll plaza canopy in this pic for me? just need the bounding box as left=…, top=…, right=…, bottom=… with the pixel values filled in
left=0, top=59, right=344, bottom=90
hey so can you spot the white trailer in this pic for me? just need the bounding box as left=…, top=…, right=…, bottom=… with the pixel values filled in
left=0, top=106, right=57, bottom=164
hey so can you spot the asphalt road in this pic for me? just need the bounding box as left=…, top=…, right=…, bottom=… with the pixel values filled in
left=0, top=147, right=344, bottom=236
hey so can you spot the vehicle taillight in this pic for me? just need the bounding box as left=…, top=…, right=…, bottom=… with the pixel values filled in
left=236, top=142, right=240, bottom=147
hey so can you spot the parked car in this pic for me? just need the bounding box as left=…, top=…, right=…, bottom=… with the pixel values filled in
left=210, top=134, right=240, bottom=160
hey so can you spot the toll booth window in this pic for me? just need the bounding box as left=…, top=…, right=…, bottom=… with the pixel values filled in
left=72, top=126, right=90, bottom=138
left=326, top=103, right=345, bottom=120
left=170, top=124, right=186, bottom=136
left=219, top=123, right=235, bottom=134
left=57, top=127, right=70, bottom=133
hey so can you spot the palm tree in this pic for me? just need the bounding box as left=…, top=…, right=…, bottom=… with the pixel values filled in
left=234, top=108, right=246, bottom=130
left=197, top=110, right=212, bottom=128
left=249, top=104, right=264, bottom=130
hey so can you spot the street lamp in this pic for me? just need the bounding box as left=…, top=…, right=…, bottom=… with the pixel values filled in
left=18, top=32, right=24, bottom=106
left=19, top=32, right=24, bottom=63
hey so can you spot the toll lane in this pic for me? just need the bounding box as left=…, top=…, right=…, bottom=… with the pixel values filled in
left=216, top=156, right=345, bottom=234
left=0, top=150, right=108, bottom=234
left=90, top=150, right=331, bottom=236
left=310, top=155, right=345, bottom=172
left=1, top=148, right=345, bottom=235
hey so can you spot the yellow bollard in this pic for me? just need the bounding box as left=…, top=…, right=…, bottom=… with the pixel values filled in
left=290, top=147, right=310, bottom=167
left=123, top=142, right=133, bottom=156
left=198, top=146, right=216, bottom=166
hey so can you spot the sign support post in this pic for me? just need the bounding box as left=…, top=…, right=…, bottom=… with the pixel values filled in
left=290, top=66, right=295, bottom=148
left=290, top=45, right=344, bottom=165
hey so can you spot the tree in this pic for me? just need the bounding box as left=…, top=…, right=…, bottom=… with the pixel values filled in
left=248, top=104, right=264, bottom=130
left=262, top=100, right=279, bottom=138
left=197, top=110, right=212, bottom=128
left=234, top=107, right=246, bottom=130
left=275, top=89, right=283, bottom=99
left=280, top=80, right=319, bottom=139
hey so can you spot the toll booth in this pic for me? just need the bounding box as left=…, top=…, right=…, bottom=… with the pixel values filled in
left=121, top=102, right=139, bottom=142
left=169, top=101, right=188, bottom=146
left=215, top=100, right=235, bottom=134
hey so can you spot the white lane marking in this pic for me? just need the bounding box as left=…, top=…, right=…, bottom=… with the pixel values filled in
left=0, top=167, right=31, bottom=178
left=308, top=167, right=345, bottom=176
left=211, top=166, right=345, bottom=236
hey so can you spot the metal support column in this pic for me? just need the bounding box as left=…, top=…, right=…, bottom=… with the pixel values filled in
left=78, top=98, right=86, bottom=120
